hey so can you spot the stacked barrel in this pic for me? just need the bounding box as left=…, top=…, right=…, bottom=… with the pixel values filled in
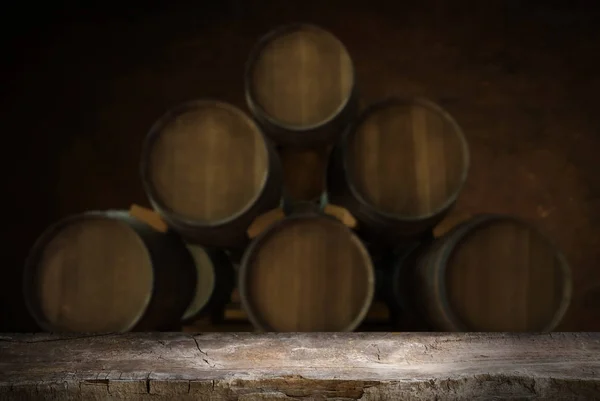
left=22, top=24, right=572, bottom=333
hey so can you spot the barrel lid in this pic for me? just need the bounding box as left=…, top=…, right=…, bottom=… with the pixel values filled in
left=141, top=100, right=270, bottom=227
left=438, top=215, right=572, bottom=331
left=239, top=215, right=374, bottom=331
left=245, top=24, right=355, bottom=130
left=343, top=97, right=470, bottom=222
left=23, top=212, right=153, bottom=332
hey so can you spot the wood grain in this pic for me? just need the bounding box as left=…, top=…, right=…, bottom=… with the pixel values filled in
left=349, top=98, right=468, bottom=218
left=248, top=25, right=354, bottom=128
left=147, top=101, right=269, bottom=223
left=30, top=217, right=153, bottom=332
left=240, top=216, right=374, bottom=331
left=1, top=333, right=599, bottom=400
left=445, top=219, right=571, bottom=331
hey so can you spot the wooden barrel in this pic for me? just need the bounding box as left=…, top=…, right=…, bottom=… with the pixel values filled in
left=181, top=245, right=235, bottom=323
left=245, top=24, right=358, bottom=148
left=238, top=213, right=374, bottom=331
left=140, top=100, right=283, bottom=248
left=327, top=97, right=469, bottom=244
left=401, top=214, right=572, bottom=332
left=23, top=210, right=196, bottom=332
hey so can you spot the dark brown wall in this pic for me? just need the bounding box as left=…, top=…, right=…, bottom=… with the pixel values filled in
left=2, top=0, right=599, bottom=331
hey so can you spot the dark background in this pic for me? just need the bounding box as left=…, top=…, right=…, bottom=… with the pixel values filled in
left=2, top=0, right=599, bottom=331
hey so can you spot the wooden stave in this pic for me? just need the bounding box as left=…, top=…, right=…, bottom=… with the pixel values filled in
left=326, top=97, right=470, bottom=245
left=244, top=23, right=359, bottom=148
left=238, top=212, right=375, bottom=332
left=140, top=99, right=284, bottom=249
left=23, top=210, right=197, bottom=332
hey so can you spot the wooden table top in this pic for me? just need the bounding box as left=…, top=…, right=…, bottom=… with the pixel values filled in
left=1, top=332, right=598, bottom=400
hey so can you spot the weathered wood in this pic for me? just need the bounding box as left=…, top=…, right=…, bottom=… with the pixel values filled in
left=0, top=333, right=599, bottom=400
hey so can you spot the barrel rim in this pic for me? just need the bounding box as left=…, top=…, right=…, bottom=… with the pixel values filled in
left=244, top=23, right=356, bottom=132
left=341, top=97, right=471, bottom=222
left=181, top=245, right=234, bottom=324
left=238, top=213, right=375, bottom=332
left=433, top=213, right=573, bottom=332
left=22, top=210, right=154, bottom=333
left=140, top=99, right=271, bottom=229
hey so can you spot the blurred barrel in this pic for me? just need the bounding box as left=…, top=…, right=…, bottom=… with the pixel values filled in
left=140, top=100, right=283, bottom=248
left=384, top=214, right=572, bottom=332
left=327, top=97, right=469, bottom=244
left=181, top=245, right=235, bottom=323
left=23, top=210, right=196, bottom=332
left=245, top=24, right=358, bottom=148
left=239, top=213, right=374, bottom=331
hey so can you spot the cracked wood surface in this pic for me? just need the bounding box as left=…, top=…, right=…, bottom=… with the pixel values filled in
left=0, top=333, right=599, bottom=400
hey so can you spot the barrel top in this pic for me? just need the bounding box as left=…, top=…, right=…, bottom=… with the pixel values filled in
left=246, top=24, right=354, bottom=129
left=142, top=100, right=270, bottom=226
left=240, top=215, right=374, bottom=331
left=443, top=216, right=571, bottom=331
left=345, top=98, right=469, bottom=220
left=25, top=214, right=153, bottom=332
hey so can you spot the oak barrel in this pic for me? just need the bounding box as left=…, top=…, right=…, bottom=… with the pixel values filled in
left=393, top=214, right=572, bottom=332
left=327, top=97, right=470, bottom=243
left=239, top=213, right=374, bottom=331
left=140, top=100, right=283, bottom=248
left=245, top=24, right=358, bottom=148
left=181, top=245, right=235, bottom=323
left=23, top=210, right=196, bottom=332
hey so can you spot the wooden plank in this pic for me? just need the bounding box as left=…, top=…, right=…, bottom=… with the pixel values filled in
left=247, top=208, right=286, bottom=239
left=128, top=204, right=169, bottom=233
left=323, top=204, right=358, bottom=229
left=1, top=333, right=599, bottom=400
